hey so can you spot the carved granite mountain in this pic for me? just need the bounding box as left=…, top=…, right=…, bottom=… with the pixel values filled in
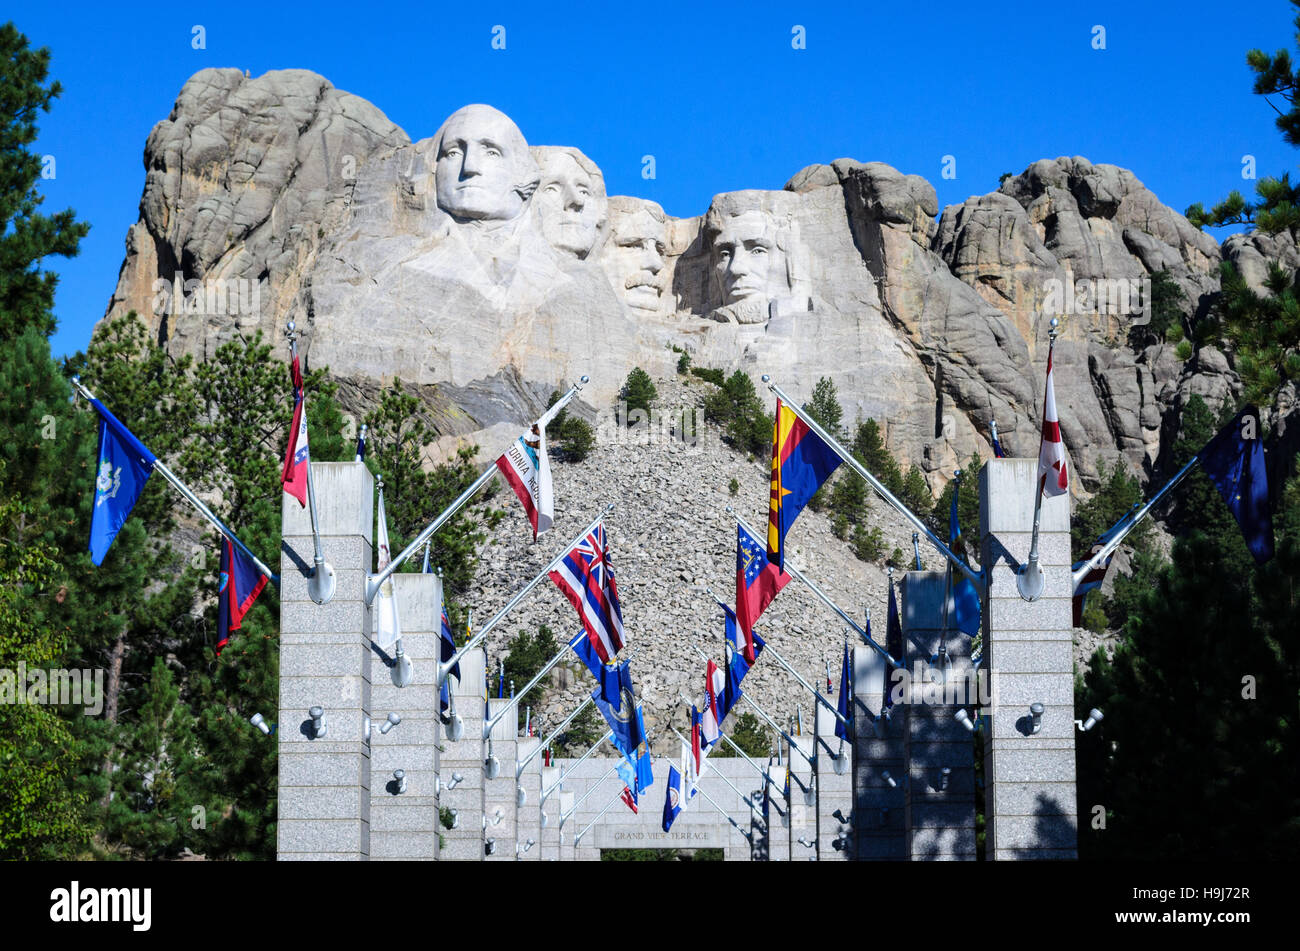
left=100, top=69, right=1251, bottom=494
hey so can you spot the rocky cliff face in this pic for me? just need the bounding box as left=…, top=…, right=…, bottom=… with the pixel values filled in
left=101, top=68, right=1246, bottom=494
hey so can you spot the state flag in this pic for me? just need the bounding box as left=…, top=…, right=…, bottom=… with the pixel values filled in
left=88, top=398, right=156, bottom=566
left=768, top=400, right=841, bottom=569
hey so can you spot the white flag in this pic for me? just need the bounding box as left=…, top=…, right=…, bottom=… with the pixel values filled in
left=1036, top=345, right=1069, bottom=498
left=373, top=488, right=401, bottom=650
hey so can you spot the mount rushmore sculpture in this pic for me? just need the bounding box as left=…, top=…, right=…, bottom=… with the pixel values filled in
left=102, top=69, right=1253, bottom=492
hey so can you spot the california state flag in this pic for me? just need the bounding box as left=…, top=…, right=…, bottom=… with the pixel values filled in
left=495, top=402, right=563, bottom=539
left=373, top=487, right=401, bottom=650
left=1037, top=345, right=1069, bottom=497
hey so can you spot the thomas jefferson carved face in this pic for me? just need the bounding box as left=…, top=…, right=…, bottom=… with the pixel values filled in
left=602, top=199, right=668, bottom=314
left=433, top=105, right=538, bottom=222
left=711, top=210, right=779, bottom=305
left=532, top=150, right=607, bottom=258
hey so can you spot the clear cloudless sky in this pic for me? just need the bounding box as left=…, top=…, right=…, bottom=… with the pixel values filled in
left=18, top=1, right=1300, bottom=358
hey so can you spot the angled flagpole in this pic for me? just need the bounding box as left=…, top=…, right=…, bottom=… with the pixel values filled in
left=364, top=375, right=590, bottom=604
left=1070, top=458, right=1199, bottom=590
left=670, top=726, right=763, bottom=814
left=483, top=628, right=587, bottom=735
left=438, top=503, right=615, bottom=685
left=69, top=376, right=278, bottom=585
left=727, top=510, right=901, bottom=671
left=573, top=782, right=630, bottom=847
left=693, top=783, right=754, bottom=844
left=761, top=375, right=981, bottom=589
left=541, top=729, right=614, bottom=803
left=513, top=645, right=642, bottom=777
left=559, top=757, right=623, bottom=829
left=285, top=321, right=335, bottom=604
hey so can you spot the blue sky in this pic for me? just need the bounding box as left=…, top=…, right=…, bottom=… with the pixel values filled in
left=20, top=1, right=1300, bottom=358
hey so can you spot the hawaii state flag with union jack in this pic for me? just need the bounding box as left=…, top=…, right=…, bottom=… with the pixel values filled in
left=549, top=521, right=625, bottom=662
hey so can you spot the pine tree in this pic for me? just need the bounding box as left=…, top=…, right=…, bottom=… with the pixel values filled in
left=0, top=24, right=90, bottom=341
left=620, top=367, right=658, bottom=424
left=805, top=376, right=844, bottom=441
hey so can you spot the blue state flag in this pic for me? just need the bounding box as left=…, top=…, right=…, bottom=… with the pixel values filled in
left=88, top=398, right=157, bottom=565
left=834, top=644, right=851, bottom=739
left=662, top=765, right=682, bottom=832
left=592, top=662, right=643, bottom=757
left=570, top=628, right=618, bottom=703
left=1198, top=405, right=1275, bottom=564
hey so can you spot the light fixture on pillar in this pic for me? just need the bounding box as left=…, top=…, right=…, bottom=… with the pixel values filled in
left=490, top=808, right=503, bottom=826
left=445, top=771, right=465, bottom=790
left=540, top=811, right=549, bottom=828
left=797, top=836, right=816, bottom=849
left=393, top=769, right=407, bottom=794
left=308, top=706, right=327, bottom=739
left=1029, top=702, right=1045, bottom=735
left=833, top=749, right=849, bottom=775
left=516, top=786, right=527, bottom=808
left=484, top=838, right=496, bottom=856
left=379, top=712, right=401, bottom=735
left=391, top=638, right=413, bottom=688
left=250, top=713, right=272, bottom=735
left=446, top=713, right=465, bottom=742
left=881, top=770, right=897, bottom=788
left=516, top=838, right=536, bottom=855
left=484, top=740, right=501, bottom=780
left=1075, top=707, right=1105, bottom=732
left=939, top=767, right=951, bottom=791
left=447, top=809, right=460, bottom=829
left=930, top=644, right=953, bottom=684
left=832, top=808, right=850, bottom=825
left=954, top=708, right=980, bottom=732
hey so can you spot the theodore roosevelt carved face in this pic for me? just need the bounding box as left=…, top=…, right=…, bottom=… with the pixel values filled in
left=433, top=104, right=539, bottom=222
left=601, top=196, right=668, bottom=314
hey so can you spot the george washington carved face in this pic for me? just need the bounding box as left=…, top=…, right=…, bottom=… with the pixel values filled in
left=433, top=105, right=539, bottom=222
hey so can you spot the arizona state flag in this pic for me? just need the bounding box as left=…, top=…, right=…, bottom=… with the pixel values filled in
left=768, top=400, right=841, bottom=569
left=216, top=535, right=269, bottom=656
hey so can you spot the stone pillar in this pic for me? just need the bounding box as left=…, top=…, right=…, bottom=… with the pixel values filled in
left=515, top=736, right=543, bottom=860
left=438, top=648, right=486, bottom=861
left=979, top=459, right=1077, bottom=859
left=787, top=734, right=816, bottom=860
left=483, top=697, right=518, bottom=862
left=538, top=764, right=562, bottom=860
left=764, top=759, right=790, bottom=862
left=814, top=701, right=853, bottom=860
left=852, top=643, right=905, bottom=860
left=368, top=572, right=442, bottom=860
left=555, top=789, right=576, bottom=860
left=278, top=461, right=373, bottom=860
left=901, top=572, right=977, bottom=860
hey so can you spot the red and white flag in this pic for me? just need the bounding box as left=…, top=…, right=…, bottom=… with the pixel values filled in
left=700, top=658, right=725, bottom=745
left=620, top=786, right=638, bottom=814
left=281, top=354, right=309, bottom=507
left=1036, top=344, right=1069, bottom=497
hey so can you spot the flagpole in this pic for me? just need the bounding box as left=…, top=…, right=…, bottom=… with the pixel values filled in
left=725, top=511, right=902, bottom=669
left=439, top=502, right=615, bottom=685
left=483, top=629, right=591, bottom=734
left=364, top=375, right=590, bottom=604
left=559, top=757, right=624, bottom=828
left=572, top=782, right=631, bottom=847
left=285, top=322, right=335, bottom=604
left=693, top=784, right=754, bottom=844
left=1070, top=457, right=1199, bottom=589
left=912, top=532, right=922, bottom=570
left=69, top=376, right=279, bottom=585
left=761, top=375, right=981, bottom=589
left=670, top=727, right=763, bottom=814
left=1018, top=317, right=1065, bottom=602
left=541, top=729, right=613, bottom=803
left=514, top=646, right=643, bottom=777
